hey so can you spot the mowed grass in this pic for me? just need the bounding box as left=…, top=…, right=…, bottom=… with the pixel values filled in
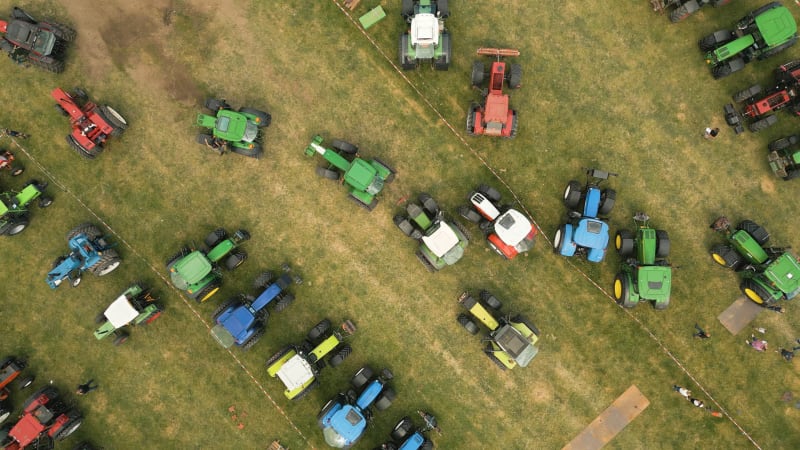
left=0, top=0, right=799, bottom=448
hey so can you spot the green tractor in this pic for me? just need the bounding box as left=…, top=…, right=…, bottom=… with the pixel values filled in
left=393, top=193, right=469, bottom=271
left=399, top=0, right=451, bottom=70
left=710, top=216, right=800, bottom=306
left=93, top=283, right=162, bottom=346
left=767, top=134, right=800, bottom=180
left=0, top=179, right=52, bottom=236
left=166, top=227, right=250, bottom=303
left=266, top=319, right=356, bottom=401
left=304, top=134, right=395, bottom=211
left=456, top=290, right=540, bottom=370
left=196, top=98, right=270, bottom=158
left=699, top=2, right=798, bottom=79
left=613, top=213, right=672, bottom=310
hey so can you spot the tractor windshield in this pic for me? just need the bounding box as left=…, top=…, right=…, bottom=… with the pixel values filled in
left=493, top=324, right=538, bottom=367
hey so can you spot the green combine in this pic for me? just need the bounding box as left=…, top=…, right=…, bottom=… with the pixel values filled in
left=613, top=213, right=672, bottom=310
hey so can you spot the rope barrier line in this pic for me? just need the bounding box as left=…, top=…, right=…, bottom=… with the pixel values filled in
left=331, top=2, right=761, bottom=448
left=3, top=136, right=315, bottom=448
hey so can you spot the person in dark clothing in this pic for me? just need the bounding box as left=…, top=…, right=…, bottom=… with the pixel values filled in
left=693, top=324, right=711, bottom=339
left=76, top=379, right=99, bottom=395
left=766, top=305, right=785, bottom=313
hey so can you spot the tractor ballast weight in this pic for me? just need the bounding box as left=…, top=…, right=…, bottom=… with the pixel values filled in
left=51, top=87, right=128, bottom=159
left=467, top=48, right=521, bottom=139
left=709, top=216, right=800, bottom=306
left=93, top=284, right=162, bottom=346
left=723, top=60, right=800, bottom=134
left=613, top=213, right=673, bottom=310
left=699, top=2, right=798, bottom=79
left=767, top=134, right=800, bottom=180
left=196, top=98, right=270, bottom=158
left=305, top=134, right=395, bottom=211
left=651, top=0, right=734, bottom=23
left=0, top=180, right=53, bottom=236
left=46, top=223, right=121, bottom=289
left=399, top=0, right=451, bottom=70
left=211, top=265, right=302, bottom=350
left=0, top=7, right=75, bottom=73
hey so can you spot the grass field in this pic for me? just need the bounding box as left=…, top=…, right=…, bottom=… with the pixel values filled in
left=1, top=0, right=799, bottom=449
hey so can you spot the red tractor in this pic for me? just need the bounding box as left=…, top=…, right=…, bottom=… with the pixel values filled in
left=466, top=48, right=522, bottom=139
left=724, top=60, right=800, bottom=134
left=0, top=7, right=75, bottom=73
left=1, top=386, right=82, bottom=449
left=51, top=87, right=127, bottom=159
left=0, top=357, right=34, bottom=425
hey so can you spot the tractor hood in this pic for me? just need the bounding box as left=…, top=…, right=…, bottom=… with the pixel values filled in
left=756, top=6, right=797, bottom=47
left=211, top=110, right=258, bottom=143
left=215, top=305, right=256, bottom=346
left=635, top=266, right=672, bottom=302
left=276, top=354, right=315, bottom=391
left=494, top=209, right=534, bottom=247
left=410, top=13, right=440, bottom=59
left=170, top=251, right=213, bottom=288
left=103, top=295, right=140, bottom=329
left=764, top=252, right=800, bottom=295
left=6, top=20, right=55, bottom=55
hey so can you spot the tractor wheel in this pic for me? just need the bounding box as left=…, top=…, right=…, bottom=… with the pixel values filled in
left=759, top=35, right=798, bottom=60
left=29, top=57, right=65, bottom=73
left=471, top=61, right=485, bottom=86
left=253, top=272, right=274, bottom=291
left=212, top=297, right=236, bottom=322
left=351, top=366, right=374, bottom=390
left=784, top=168, right=800, bottom=181
left=22, top=387, right=55, bottom=412
left=204, top=228, right=228, bottom=248
left=373, top=157, right=396, bottom=183
left=655, top=230, right=671, bottom=258
left=399, top=34, right=416, bottom=70
left=768, top=135, right=797, bottom=151
left=458, top=205, right=482, bottom=223
left=196, top=133, right=219, bottom=148
left=553, top=224, right=568, bottom=253
left=224, top=251, right=247, bottom=270
left=563, top=181, right=581, bottom=210
left=11, top=7, right=36, bottom=22
left=669, top=0, right=700, bottom=22
left=349, top=194, right=378, bottom=211
left=479, top=290, right=502, bottom=311
left=374, top=387, right=395, bottom=411
left=614, top=273, right=637, bottom=308
left=113, top=331, right=130, bottom=346
left=0, top=40, right=12, bottom=55
left=711, top=60, right=739, bottom=80
left=232, top=144, right=262, bottom=159
left=698, top=30, right=733, bottom=52
left=242, top=327, right=265, bottom=351
left=615, top=230, right=634, bottom=256
left=98, top=106, right=128, bottom=137
left=749, top=115, right=778, bottom=132
left=452, top=219, right=471, bottom=241
left=507, top=64, right=522, bottom=89
left=234, top=229, right=251, bottom=243
left=16, top=376, right=34, bottom=390
left=193, top=280, right=221, bottom=303
left=598, top=189, right=616, bottom=215
left=477, top=184, right=502, bottom=203
left=418, top=193, right=440, bottom=216
left=710, top=244, right=742, bottom=269
left=90, top=250, right=121, bottom=276
left=3, top=216, right=29, bottom=236
left=415, top=250, right=437, bottom=272
left=419, top=440, right=433, bottom=450
left=331, top=139, right=358, bottom=155
left=239, top=107, right=271, bottom=127
left=511, top=314, right=540, bottom=336
left=740, top=279, right=775, bottom=306
left=508, top=110, right=519, bottom=139
left=486, top=350, right=508, bottom=371
left=437, top=0, right=450, bottom=18
left=52, top=410, right=82, bottom=441
left=51, top=23, right=77, bottom=42
left=66, top=223, right=101, bottom=241
left=736, top=220, right=769, bottom=246
left=316, top=166, right=340, bottom=180
left=204, top=98, right=227, bottom=111
left=466, top=103, right=478, bottom=135
left=0, top=401, right=11, bottom=424
left=732, top=84, right=762, bottom=103
left=38, top=196, right=53, bottom=208
left=274, top=293, right=294, bottom=312
left=394, top=215, right=415, bottom=237
left=653, top=296, right=670, bottom=311
left=10, top=165, right=23, bottom=176
left=401, top=0, right=414, bottom=19
left=71, top=276, right=82, bottom=287
left=329, top=345, right=352, bottom=368
left=165, top=247, right=190, bottom=268
left=434, top=33, right=450, bottom=71
left=457, top=313, right=479, bottom=335
left=95, top=312, right=107, bottom=324
left=308, top=319, right=332, bottom=342
left=291, top=379, right=320, bottom=401
left=265, top=346, right=294, bottom=372
left=391, top=417, right=414, bottom=442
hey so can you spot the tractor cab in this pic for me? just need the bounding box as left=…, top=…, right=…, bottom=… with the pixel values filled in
left=208, top=110, right=258, bottom=144
left=322, top=403, right=367, bottom=448
left=409, top=13, right=439, bottom=59
left=5, top=20, right=55, bottom=56
left=491, top=323, right=539, bottom=368
left=345, top=159, right=384, bottom=195
left=421, top=221, right=461, bottom=260
left=101, top=295, right=140, bottom=330
left=491, top=209, right=536, bottom=252
left=169, top=251, right=213, bottom=290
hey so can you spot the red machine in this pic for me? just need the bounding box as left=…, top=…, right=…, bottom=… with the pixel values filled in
left=466, top=48, right=522, bottom=139
left=3, top=386, right=82, bottom=449
left=51, top=87, right=127, bottom=159
left=724, top=60, right=800, bottom=133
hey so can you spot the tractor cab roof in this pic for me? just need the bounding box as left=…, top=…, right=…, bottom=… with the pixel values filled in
left=345, top=159, right=381, bottom=192
left=410, top=13, right=440, bottom=54
left=493, top=324, right=538, bottom=367
left=171, top=251, right=213, bottom=288
left=276, top=354, right=315, bottom=391
left=210, top=110, right=258, bottom=143
left=573, top=218, right=609, bottom=250
left=755, top=6, right=797, bottom=47
left=216, top=305, right=256, bottom=343
left=421, top=221, right=461, bottom=257
left=103, top=295, right=140, bottom=329
left=324, top=404, right=366, bottom=447
left=5, top=20, right=55, bottom=55
left=494, top=209, right=533, bottom=246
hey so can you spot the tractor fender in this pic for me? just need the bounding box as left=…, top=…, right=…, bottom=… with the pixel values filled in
left=723, top=104, right=741, bottom=126
left=586, top=246, right=607, bottom=263
left=558, top=224, right=577, bottom=257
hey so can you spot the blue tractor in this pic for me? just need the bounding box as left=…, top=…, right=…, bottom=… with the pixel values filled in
left=46, top=223, right=121, bottom=288
left=318, top=366, right=396, bottom=449
left=553, top=168, right=617, bottom=263
left=210, top=265, right=301, bottom=350
left=376, top=412, right=438, bottom=450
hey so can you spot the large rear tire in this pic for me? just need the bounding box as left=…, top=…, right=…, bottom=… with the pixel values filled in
left=655, top=230, right=671, bottom=258
left=741, top=279, right=775, bottom=306
left=615, top=230, right=634, bottom=256
left=737, top=220, right=769, bottom=246
left=457, top=313, right=479, bottom=335
left=563, top=181, right=581, bottom=210
left=710, top=244, right=742, bottom=269
left=329, top=345, right=351, bottom=367
left=66, top=223, right=101, bottom=241
left=90, top=250, right=121, bottom=276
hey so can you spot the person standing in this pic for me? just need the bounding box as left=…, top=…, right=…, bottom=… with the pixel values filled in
left=704, top=127, right=720, bottom=139
left=76, top=379, right=99, bottom=395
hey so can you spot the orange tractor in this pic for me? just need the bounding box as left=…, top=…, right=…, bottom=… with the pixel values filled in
left=466, top=48, right=522, bottom=139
